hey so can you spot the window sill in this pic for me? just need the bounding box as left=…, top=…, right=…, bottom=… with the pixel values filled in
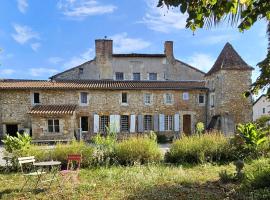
left=79, top=104, right=89, bottom=106
left=121, top=103, right=129, bottom=106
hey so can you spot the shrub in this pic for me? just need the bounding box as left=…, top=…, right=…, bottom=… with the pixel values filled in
left=195, top=122, right=205, bottom=136
left=115, top=136, right=162, bottom=165
left=1, top=132, right=31, bottom=153
left=165, top=133, right=233, bottom=164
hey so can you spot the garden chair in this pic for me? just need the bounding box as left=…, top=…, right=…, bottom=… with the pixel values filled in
left=18, top=156, right=46, bottom=191
left=60, top=154, right=82, bottom=185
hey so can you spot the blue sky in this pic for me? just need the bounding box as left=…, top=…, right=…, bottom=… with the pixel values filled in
left=0, top=0, right=268, bottom=82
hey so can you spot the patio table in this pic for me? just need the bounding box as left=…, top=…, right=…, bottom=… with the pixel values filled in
left=33, top=161, right=62, bottom=191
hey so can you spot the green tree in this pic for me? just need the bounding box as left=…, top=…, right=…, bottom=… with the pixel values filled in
left=158, top=0, right=270, bottom=97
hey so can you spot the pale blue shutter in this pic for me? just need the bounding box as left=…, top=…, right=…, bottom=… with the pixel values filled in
left=130, top=115, right=136, bottom=133
left=154, top=114, right=159, bottom=132
left=94, top=114, right=99, bottom=133
left=138, top=115, right=143, bottom=132
left=115, top=115, right=120, bottom=133
left=174, top=114, right=179, bottom=131
left=159, top=114, right=165, bottom=131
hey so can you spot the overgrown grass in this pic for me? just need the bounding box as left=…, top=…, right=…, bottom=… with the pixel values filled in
left=165, top=133, right=233, bottom=164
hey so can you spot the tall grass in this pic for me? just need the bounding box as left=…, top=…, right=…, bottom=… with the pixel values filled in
left=165, top=133, right=233, bottom=164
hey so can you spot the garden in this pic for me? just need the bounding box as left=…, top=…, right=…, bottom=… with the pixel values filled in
left=1, top=118, right=270, bottom=199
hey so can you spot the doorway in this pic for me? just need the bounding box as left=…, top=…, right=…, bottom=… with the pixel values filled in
left=183, top=115, right=191, bottom=135
left=80, top=116, right=89, bottom=132
left=6, top=124, right=18, bottom=137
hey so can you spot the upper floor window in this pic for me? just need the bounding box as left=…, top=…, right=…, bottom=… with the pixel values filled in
left=115, top=72, right=124, bottom=80
left=33, top=92, right=40, bottom=104
left=144, top=93, right=152, bottom=105
left=199, top=94, right=205, bottom=104
left=149, top=73, right=157, bottom=80
left=122, top=92, right=128, bottom=104
left=210, top=94, right=215, bottom=107
left=183, top=92, right=189, bottom=100
left=48, top=119, right=59, bottom=133
left=165, top=93, right=173, bottom=104
left=79, top=68, right=84, bottom=75
left=133, top=73, right=140, bottom=81
left=80, top=92, right=88, bottom=105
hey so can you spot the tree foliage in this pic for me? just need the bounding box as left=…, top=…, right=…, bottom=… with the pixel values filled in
left=158, top=0, right=270, bottom=97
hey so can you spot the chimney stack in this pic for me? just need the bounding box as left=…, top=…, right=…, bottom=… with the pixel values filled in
left=95, top=39, right=113, bottom=64
left=164, top=41, right=174, bottom=63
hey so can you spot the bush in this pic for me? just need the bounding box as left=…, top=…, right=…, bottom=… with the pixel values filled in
left=1, top=132, right=31, bottom=153
left=115, top=136, right=162, bottom=165
left=156, top=133, right=173, bottom=144
left=165, top=133, right=233, bottom=164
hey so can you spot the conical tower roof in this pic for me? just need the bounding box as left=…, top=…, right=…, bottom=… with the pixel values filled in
left=205, top=43, right=253, bottom=76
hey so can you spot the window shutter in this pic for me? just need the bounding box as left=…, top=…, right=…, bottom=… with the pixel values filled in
left=159, top=114, right=165, bottom=131
left=138, top=115, right=143, bottom=132
left=154, top=114, right=159, bottom=132
left=115, top=115, right=120, bottom=133
left=174, top=114, right=180, bottom=131
left=130, top=115, right=136, bottom=133
left=94, top=114, right=99, bottom=133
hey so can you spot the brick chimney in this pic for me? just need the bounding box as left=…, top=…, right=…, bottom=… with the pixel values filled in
left=164, top=41, right=175, bottom=63
left=95, top=39, right=113, bottom=64
left=95, top=39, right=113, bottom=79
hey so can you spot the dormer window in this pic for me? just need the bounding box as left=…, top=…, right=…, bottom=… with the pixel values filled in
left=115, top=72, right=124, bottom=80
left=33, top=92, right=40, bottom=104
left=149, top=73, right=157, bottom=80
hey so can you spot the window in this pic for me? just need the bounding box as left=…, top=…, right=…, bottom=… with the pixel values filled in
left=133, top=73, right=140, bottom=80
left=165, top=115, right=173, bottom=131
left=122, top=93, right=127, bottom=103
left=149, top=73, right=157, bottom=80
left=183, top=92, right=189, bottom=100
left=80, top=92, right=88, bottom=105
left=165, top=93, right=173, bottom=104
left=210, top=94, right=215, bottom=107
left=199, top=94, right=205, bottom=104
left=144, top=115, right=153, bottom=131
left=263, top=108, right=266, bottom=114
left=33, top=93, right=40, bottom=104
left=115, top=72, right=124, bottom=80
left=79, top=68, right=83, bottom=75
left=81, top=116, right=88, bottom=132
left=48, top=119, right=59, bottom=133
left=100, top=116, right=109, bottom=133
left=120, top=115, right=129, bottom=132
left=144, top=93, right=152, bottom=105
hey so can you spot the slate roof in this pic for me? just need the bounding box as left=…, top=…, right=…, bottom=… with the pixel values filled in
left=28, top=104, right=77, bottom=115
left=206, top=43, right=254, bottom=76
left=0, top=79, right=206, bottom=90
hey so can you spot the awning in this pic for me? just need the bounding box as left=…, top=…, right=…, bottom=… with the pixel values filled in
left=28, top=104, right=77, bottom=115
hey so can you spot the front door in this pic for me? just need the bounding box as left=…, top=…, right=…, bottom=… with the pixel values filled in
left=6, top=124, right=18, bottom=137
left=183, top=115, right=191, bottom=135
left=80, top=116, right=89, bottom=132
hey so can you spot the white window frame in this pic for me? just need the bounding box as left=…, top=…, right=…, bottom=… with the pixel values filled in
left=31, top=92, right=41, bottom=105
left=121, top=92, right=128, bottom=105
left=198, top=94, right=205, bottom=105
left=79, top=92, right=89, bottom=106
left=144, top=93, right=153, bottom=105
left=115, top=72, right=124, bottom=80
left=164, top=115, right=174, bottom=131
left=120, top=115, right=129, bottom=132
left=48, top=119, right=60, bottom=133
left=144, top=115, right=153, bottom=131
left=183, top=92, right=189, bottom=100
left=164, top=93, right=173, bottom=105
left=100, top=115, right=109, bottom=133
left=210, top=93, right=215, bottom=108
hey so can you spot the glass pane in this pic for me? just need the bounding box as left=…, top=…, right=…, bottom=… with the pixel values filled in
left=81, top=117, right=88, bottom=131
left=81, top=92, right=88, bottom=104
left=48, top=125, right=54, bottom=132
left=54, top=125, right=60, bottom=132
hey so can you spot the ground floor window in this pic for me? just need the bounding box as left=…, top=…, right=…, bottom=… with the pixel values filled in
left=144, top=115, right=153, bottom=131
left=165, top=115, right=173, bottom=131
left=81, top=116, right=89, bottom=131
left=48, top=119, right=59, bottom=133
left=120, top=115, right=129, bottom=132
left=100, top=115, right=109, bottom=133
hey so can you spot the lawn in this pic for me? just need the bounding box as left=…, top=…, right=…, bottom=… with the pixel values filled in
left=0, top=162, right=258, bottom=200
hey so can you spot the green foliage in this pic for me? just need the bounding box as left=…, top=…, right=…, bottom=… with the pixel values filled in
left=115, top=136, right=162, bottom=165
left=1, top=132, right=32, bottom=153
left=219, top=170, right=236, bottom=184
left=195, top=122, right=205, bottom=136
left=237, top=123, right=267, bottom=149
left=255, top=115, right=270, bottom=130
left=165, top=133, right=233, bottom=164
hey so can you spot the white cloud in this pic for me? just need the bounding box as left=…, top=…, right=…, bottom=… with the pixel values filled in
left=12, top=24, right=39, bottom=45
left=57, top=0, right=117, bottom=19
left=63, top=48, right=94, bottom=69
left=0, top=69, right=15, bottom=76
left=17, top=0, right=28, bottom=13
left=48, top=57, right=64, bottom=64
left=186, top=53, right=215, bottom=72
left=29, top=68, right=59, bottom=77
left=140, top=0, right=186, bottom=33
left=111, top=32, right=151, bottom=53
left=31, top=42, right=41, bottom=51
left=200, top=34, right=236, bottom=45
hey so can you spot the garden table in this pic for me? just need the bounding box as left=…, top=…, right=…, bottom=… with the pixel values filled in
left=33, top=161, right=62, bottom=191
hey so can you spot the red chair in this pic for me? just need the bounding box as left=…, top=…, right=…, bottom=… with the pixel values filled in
left=60, top=154, right=82, bottom=185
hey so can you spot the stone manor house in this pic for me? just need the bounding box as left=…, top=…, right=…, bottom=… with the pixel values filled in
left=0, top=39, right=253, bottom=141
